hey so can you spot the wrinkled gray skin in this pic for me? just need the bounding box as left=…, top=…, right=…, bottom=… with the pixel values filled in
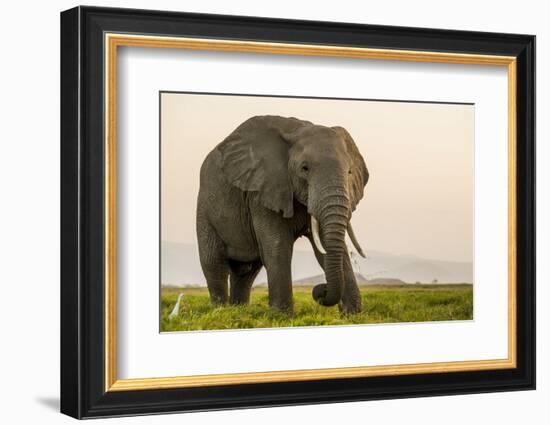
left=196, top=115, right=369, bottom=314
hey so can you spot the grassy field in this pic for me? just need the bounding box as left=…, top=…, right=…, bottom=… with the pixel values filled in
left=160, top=284, right=473, bottom=332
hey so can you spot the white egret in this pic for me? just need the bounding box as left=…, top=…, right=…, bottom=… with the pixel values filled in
left=169, top=293, right=184, bottom=320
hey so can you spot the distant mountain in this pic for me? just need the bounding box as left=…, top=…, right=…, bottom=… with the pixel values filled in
left=289, top=274, right=329, bottom=286
left=161, top=242, right=473, bottom=287
left=348, top=250, right=472, bottom=284
left=288, top=274, right=406, bottom=286
left=365, top=277, right=407, bottom=285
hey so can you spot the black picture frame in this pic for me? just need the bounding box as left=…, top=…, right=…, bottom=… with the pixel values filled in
left=60, top=5, right=535, bottom=419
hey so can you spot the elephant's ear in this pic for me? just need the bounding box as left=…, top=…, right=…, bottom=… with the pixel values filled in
left=217, top=117, right=294, bottom=218
left=332, top=126, right=369, bottom=211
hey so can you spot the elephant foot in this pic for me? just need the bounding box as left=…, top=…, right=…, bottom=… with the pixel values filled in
left=339, top=305, right=361, bottom=316
left=269, top=301, right=294, bottom=315
left=339, top=298, right=362, bottom=316
left=207, top=285, right=228, bottom=305
left=229, top=299, right=249, bottom=306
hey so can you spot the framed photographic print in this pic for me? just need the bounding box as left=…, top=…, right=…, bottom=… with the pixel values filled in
left=60, top=6, right=535, bottom=419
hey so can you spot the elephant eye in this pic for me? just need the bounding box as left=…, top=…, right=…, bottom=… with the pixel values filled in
left=348, top=169, right=352, bottom=174
left=301, top=164, right=309, bottom=172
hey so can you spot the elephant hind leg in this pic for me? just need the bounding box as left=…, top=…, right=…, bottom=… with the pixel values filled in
left=197, top=216, right=229, bottom=304
left=229, top=260, right=262, bottom=305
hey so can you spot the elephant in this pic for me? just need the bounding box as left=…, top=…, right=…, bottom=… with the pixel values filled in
left=196, top=115, right=369, bottom=314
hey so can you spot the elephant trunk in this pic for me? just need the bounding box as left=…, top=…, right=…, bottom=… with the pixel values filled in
left=311, top=185, right=350, bottom=307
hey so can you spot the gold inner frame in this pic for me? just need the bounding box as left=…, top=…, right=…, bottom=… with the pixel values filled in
left=104, top=33, right=517, bottom=392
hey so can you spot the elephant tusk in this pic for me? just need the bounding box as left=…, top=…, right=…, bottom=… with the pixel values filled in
left=310, top=215, right=327, bottom=255
left=347, top=221, right=366, bottom=258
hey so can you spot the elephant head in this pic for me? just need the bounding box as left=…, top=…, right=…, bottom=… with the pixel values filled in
left=217, top=115, right=369, bottom=307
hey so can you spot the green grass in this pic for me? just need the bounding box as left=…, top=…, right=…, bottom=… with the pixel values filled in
left=160, top=284, right=473, bottom=332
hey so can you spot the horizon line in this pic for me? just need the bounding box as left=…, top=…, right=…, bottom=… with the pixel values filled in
left=161, top=240, right=473, bottom=265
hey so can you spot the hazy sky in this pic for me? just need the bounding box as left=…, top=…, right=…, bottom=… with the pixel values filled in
left=161, top=93, right=473, bottom=262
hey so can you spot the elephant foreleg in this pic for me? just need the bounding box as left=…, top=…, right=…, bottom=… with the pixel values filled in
left=252, top=210, right=294, bottom=313
left=307, top=234, right=362, bottom=314
left=339, top=254, right=362, bottom=314
left=197, top=215, right=229, bottom=304
left=263, top=252, right=293, bottom=313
